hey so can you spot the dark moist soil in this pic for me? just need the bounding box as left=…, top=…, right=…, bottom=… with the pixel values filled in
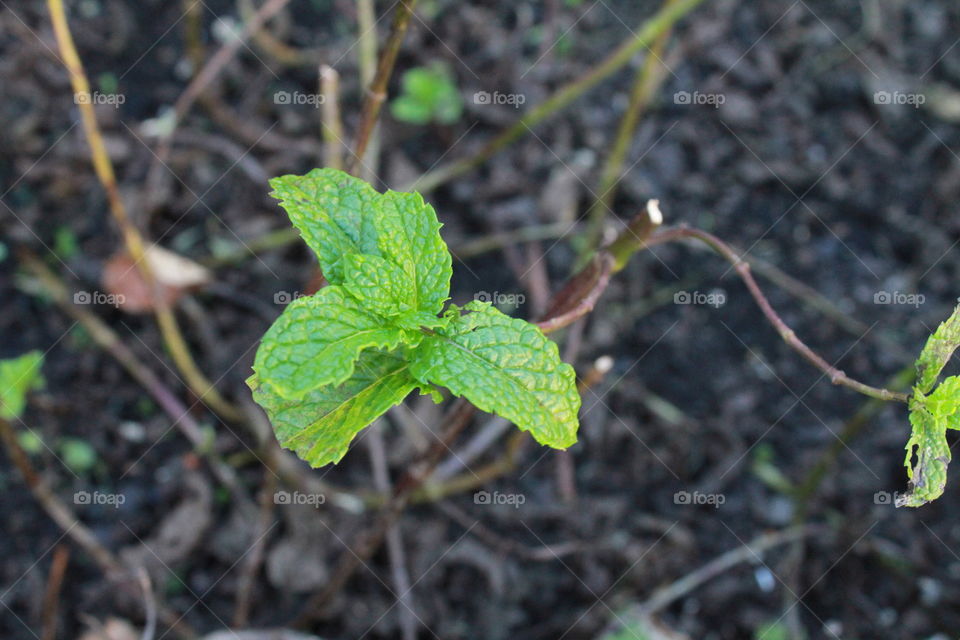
left=3, top=1, right=960, bottom=639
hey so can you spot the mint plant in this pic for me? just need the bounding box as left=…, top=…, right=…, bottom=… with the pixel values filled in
left=389, top=63, right=463, bottom=125
left=248, top=169, right=580, bottom=467
left=248, top=168, right=960, bottom=507
left=898, top=304, right=960, bottom=506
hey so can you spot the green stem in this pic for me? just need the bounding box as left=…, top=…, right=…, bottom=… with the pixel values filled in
left=410, top=0, right=709, bottom=193
left=585, top=0, right=679, bottom=250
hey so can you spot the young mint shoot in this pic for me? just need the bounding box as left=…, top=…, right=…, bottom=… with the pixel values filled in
left=248, top=169, right=580, bottom=467
left=390, top=63, right=463, bottom=125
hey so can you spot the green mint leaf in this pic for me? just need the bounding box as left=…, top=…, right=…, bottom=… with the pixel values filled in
left=409, top=301, right=581, bottom=449
left=253, top=286, right=406, bottom=400
left=897, top=304, right=960, bottom=506
left=270, top=169, right=381, bottom=285
left=268, top=168, right=451, bottom=314
left=248, top=351, right=418, bottom=467
left=914, top=303, right=960, bottom=395
left=0, top=351, right=45, bottom=420
left=343, top=253, right=416, bottom=316
left=898, top=380, right=959, bottom=507
left=375, top=189, right=451, bottom=315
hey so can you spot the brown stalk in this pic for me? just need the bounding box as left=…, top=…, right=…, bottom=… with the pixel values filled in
left=0, top=416, right=198, bottom=639
left=46, top=0, right=243, bottom=422
left=645, top=225, right=911, bottom=403
left=347, top=0, right=419, bottom=175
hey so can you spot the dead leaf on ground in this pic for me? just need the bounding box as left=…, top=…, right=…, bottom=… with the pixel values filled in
left=102, top=246, right=212, bottom=314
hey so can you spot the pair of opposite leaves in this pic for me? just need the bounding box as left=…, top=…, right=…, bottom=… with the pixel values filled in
left=248, top=169, right=581, bottom=468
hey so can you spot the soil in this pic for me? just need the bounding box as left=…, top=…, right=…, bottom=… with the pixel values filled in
left=2, top=1, right=960, bottom=639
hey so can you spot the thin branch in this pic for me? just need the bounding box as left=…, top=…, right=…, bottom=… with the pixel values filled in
left=636, top=526, right=817, bottom=615
left=137, top=568, right=158, bottom=640
left=0, top=416, right=198, bottom=639
left=232, top=468, right=277, bottom=628
left=40, top=545, right=69, bottom=640
left=410, top=0, right=709, bottom=193
left=319, top=64, right=345, bottom=170
left=237, top=0, right=322, bottom=65
left=20, top=252, right=250, bottom=496
left=293, top=397, right=474, bottom=626
left=367, top=426, right=418, bottom=640
left=160, top=0, right=294, bottom=156
left=585, top=0, right=679, bottom=248
left=646, top=225, right=912, bottom=403
left=46, top=0, right=243, bottom=422
left=538, top=200, right=663, bottom=332
left=348, top=0, right=419, bottom=175
left=355, top=0, right=381, bottom=182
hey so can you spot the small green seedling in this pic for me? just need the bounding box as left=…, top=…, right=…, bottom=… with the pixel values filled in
left=59, top=437, right=99, bottom=474
left=0, top=351, right=45, bottom=421
left=390, top=63, right=463, bottom=125
left=249, top=169, right=580, bottom=467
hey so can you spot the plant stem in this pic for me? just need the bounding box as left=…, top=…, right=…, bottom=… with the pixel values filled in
left=647, top=225, right=912, bottom=403
left=293, top=397, right=474, bottom=626
left=46, top=0, right=243, bottom=422
left=0, top=415, right=199, bottom=639
left=355, top=0, right=381, bottom=182
left=538, top=200, right=663, bottom=332
left=319, top=64, right=345, bottom=170
left=636, top=526, right=817, bottom=616
left=348, top=0, right=419, bottom=176
left=792, top=366, right=914, bottom=511
left=20, top=252, right=250, bottom=497
left=410, top=0, right=709, bottom=193
left=585, top=0, right=678, bottom=249
left=237, top=0, right=319, bottom=65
